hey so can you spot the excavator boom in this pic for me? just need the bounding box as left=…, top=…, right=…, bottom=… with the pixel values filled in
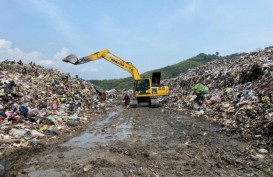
left=63, top=49, right=169, bottom=107
left=63, top=49, right=141, bottom=80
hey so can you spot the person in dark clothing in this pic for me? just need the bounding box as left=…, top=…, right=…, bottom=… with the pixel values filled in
left=19, top=105, right=29, bottom=118
left=123, top=93, right=130, bottom=107
left=101, top=92, right=106, bottom=102
left=22, top=66, right=27, bottom=75
left=195, top=92, right=205, bottom=106
left=4, top=81, right=16, bottom=94
left=8, top=102, right=19, bottom=122
left=34, top=67, right=39, bottom=76
left=17, top=60, right=23, bottom=65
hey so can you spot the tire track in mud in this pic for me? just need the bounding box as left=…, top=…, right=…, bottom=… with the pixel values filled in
left=9, top=107, right=273, bottom=177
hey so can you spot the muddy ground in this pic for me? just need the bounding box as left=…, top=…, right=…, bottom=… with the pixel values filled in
left=4, top=105, right=273, bottom=177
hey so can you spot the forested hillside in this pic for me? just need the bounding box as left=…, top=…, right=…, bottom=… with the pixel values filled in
left=89, top=52, right=246, bottom=90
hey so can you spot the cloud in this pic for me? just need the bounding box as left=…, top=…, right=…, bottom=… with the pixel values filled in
left=155, top=0, right=204, bottom=32
left=53, top=47, right=70, bottom=60
left=0, top=39, right=99, bottom=79
left=46, top=41, right=56, bottom=45
left=0, top=39, right=12, bottom=49
left=27, top=0, right=83, bottom=44
left=78, top=66, right=102, bottom=73
left=184, top=0, right=203, bottom=14
left=0, top=39, right=55, bottom=66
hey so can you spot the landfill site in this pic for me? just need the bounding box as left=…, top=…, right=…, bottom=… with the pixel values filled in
left=0, top=47, right=273, bottom=177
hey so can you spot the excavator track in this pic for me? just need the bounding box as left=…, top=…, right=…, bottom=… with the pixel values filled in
left=129, top=99, right=138, bottom=108
left=129, top=98, right=160, bottom=108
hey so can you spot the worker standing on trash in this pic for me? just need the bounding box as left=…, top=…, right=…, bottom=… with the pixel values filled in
left=51, top=96, right=59, bottom=115
left=123, top=93, right=130, bottom=107
left=101, top=92, right=106, bottom=102
left=193, top=83, right=209, bottom=110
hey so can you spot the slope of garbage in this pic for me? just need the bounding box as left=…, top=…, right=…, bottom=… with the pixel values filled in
left=162, top=47, right=273, bottom=145
left=0, top=61, right=107, bottom=157
left=1, top=47, right=273, bottom=176
left=1, top=47, right=272, bottom=158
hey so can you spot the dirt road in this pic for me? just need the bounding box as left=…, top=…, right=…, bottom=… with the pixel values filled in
left=5, top=106, right=273, bottom=177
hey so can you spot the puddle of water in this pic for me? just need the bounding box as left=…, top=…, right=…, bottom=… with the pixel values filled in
left=62, top=108, right=157, bottom=148
left=63, top=131, right=109, bottom=148
left=63, top=111, right=120, bottom=148
left=93, top=111, right=119, bottom=128
left=116, top=123, right=132, bottom=140
left=135, top=130, right=152, bottom=141
left=175, top=115, right=189, bottom=122
left=63, top=110, right=134, bottom=148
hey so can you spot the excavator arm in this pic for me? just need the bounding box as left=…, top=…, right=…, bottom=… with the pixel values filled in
left=63, top=49, right=141, bottom=80
left=63, top=49, right=170, bottom=107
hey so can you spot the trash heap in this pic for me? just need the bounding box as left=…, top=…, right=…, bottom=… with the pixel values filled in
left=162, top=47, right=273, bottom=141
left=0, top=61, right=105, bottom=155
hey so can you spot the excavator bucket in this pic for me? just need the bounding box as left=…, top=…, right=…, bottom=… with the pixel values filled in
left=62, top=54, right=79, bottom=65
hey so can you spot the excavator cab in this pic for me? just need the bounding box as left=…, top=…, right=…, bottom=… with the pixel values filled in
left=152, top=72, right=161, bottom=86
left=133, top=72, right=167, bottom=107
left=134, top=72, right=161, bottom=95
left=134, top=79, right=150, bottom=94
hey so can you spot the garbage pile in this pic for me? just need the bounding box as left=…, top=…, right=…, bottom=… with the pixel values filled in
left=162, top=47, right=273, bottom=140
left=0, top=61, right=105, bottom=156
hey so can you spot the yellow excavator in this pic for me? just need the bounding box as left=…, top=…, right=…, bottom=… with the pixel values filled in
left=62, top=49, right=169, bottom=107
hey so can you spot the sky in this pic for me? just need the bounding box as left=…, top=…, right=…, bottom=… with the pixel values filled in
left=1, top=0, right=273, bottom=80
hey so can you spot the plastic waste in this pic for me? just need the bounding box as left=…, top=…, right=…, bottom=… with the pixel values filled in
left=70, top=113, right=78, bottom=120
left=39, top=125, right=48, bottom=132
left=10, top=128, right=27, bottom=138
left=0, top=159, right=5, bottom=177
left=262, top=96, right=269, bottom=103
left=31, top=130, right=45, bottom=137
left=210, top=94, right=221, bottom=103
left=193, top=83, right=209, bottom=94
left=258, top=148, right=268, bottom=154
left=47, top=115, right=58, bottom=124
left=66, top=120, right=80, bottom=127
left=43, top=129, right=59, bottom=135
left=29, top=138, right=39, bottom=144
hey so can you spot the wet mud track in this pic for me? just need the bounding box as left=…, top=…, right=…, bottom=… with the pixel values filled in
left=6, top=107, right=273, bottom=177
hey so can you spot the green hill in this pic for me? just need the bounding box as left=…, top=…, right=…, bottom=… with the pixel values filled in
left=89, top=52, right=246, bottom=90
